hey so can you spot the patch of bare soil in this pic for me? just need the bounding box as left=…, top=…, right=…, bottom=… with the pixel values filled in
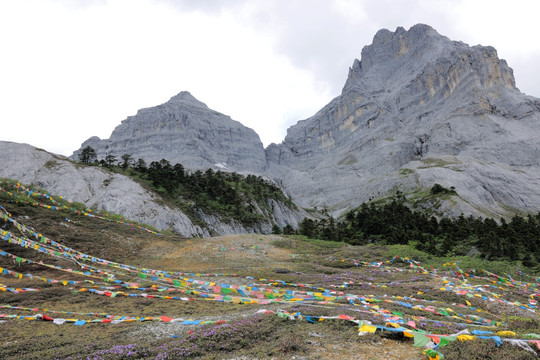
left=143, top=234, right=293, bottom=273
left=313, top=338, right=424, bottom=360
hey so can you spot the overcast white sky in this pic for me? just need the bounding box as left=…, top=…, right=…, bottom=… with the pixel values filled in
left=1, top=0, right=539, bottom=156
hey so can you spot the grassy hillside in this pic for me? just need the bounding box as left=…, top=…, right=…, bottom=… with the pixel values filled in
left=1, top=179, right=540, bottom=359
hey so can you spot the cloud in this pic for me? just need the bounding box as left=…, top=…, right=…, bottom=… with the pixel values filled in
left=163, top=0, right=540, bottom=99
left=0, top=0, right=332, bottom=154
left=510, top=53, right=540, bottom=97
left=1, top=0, right=539, bottom=157
left=162, top=0, right=247, bottom=13
left=161, top=1, right=463, bottom=95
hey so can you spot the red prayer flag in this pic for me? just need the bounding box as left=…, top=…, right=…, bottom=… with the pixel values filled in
left=426, top=335, right=441, bottom=345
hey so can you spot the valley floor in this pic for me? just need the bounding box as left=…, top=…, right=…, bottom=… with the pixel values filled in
left=1, top=198, right=539, bottom=360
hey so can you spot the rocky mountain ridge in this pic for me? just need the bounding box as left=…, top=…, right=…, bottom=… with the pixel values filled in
left=6, top=24, right=540, bottom=228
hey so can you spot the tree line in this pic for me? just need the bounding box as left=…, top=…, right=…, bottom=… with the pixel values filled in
left=77, top=146, right=294, bottom=227
left=294, top=188, right=540, bottom=267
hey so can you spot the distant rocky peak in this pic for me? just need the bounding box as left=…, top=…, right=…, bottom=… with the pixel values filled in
left=343, top=25, right=446, bottom=91
left=72, top=88, right=268, bottom=172
left=167, top=91, right=208, bottom=108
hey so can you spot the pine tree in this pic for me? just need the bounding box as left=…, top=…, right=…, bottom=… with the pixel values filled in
left=121, top=154, right=133, bottom=169
left=105, top=154, right=117, bottom=167
left=283, top=224, right=295, bottom=235
left=135, top=158, right=147, bottom=172
left=79, top=146, right=97, bottom=164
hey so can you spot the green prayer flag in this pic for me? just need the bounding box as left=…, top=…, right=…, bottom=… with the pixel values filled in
left=425, top=349, right=444, bottom=360
left=438, top=336, right=457, bottom=347
left=413, top=332, right=431, bottom=348
left=277, top=312, right=289, bottom=319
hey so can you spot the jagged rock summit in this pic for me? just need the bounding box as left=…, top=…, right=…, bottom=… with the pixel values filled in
left=266, top=24, right=540, bottom=218
left=72, top=91, right=267, bottom=172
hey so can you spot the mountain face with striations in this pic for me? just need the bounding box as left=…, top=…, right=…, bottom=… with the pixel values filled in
left=72, top=91, right=267, bottom=172
left=71, top=24, right=540, bottom=219
left=266, top=24, right=540, bottom=218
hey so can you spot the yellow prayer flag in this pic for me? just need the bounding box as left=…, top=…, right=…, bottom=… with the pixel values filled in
left=359, top=324, right=377, bottom=333
left=497, top=331, right=516, bottom=336
left=457, top=335, right=475, bottom=341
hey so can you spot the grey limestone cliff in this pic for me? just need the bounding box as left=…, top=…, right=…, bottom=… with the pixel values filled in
left=72, top=92, right=268, bottom=173
left=266, top=24, right=540, bottom=218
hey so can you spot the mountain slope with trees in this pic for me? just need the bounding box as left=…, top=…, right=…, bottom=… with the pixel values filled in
left=0, top=141, right=306, bottom=237
left=87, top=153, right=297, bottom=228
left=296, top=186, right=540, bottom=268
